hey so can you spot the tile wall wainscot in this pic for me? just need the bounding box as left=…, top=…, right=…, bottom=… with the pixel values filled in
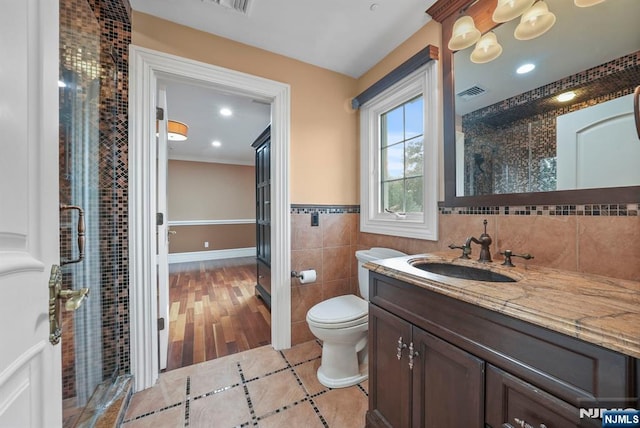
left=358, top=204, right=640, bottom=285
left=290, top=205, right=360, bottom=345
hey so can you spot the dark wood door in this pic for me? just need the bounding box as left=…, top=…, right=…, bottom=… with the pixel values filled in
left=367, top=304, right=413, bottom=428
left=411, top=327, right=485, bottom=428
left=485, top=364, right=598, bottom=428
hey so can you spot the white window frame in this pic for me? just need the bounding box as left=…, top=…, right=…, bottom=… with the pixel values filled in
left=360, top=61, right=439, bottom=240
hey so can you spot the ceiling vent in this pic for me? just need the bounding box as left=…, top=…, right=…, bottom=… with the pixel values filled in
left=456, top=85, right=487, bottom=101
left=206, top=0, right=251, bottom=15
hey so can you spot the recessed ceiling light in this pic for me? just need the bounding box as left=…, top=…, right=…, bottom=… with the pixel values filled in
left=557, top=91, right=576, bottom=102
left=211, top=140, right=222, bottom=147
left=516, top=63, right=535, bottom=74
left=220, top=108, right=232, bottom=117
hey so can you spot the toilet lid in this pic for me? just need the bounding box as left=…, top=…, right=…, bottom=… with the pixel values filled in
left=307, top=295, right=368, bottom=325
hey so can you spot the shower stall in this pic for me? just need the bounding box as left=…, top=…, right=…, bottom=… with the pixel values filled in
left=59, top=0, right=128, bottom=425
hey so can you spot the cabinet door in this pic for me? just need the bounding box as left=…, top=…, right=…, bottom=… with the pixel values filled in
left=485, top=364, right=598, bottom=428
left=412, top=328, right=484, bottom=428
left=368, top=304, right=413, bottom=428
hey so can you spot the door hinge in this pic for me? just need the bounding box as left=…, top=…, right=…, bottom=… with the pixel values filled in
left=156, top=107, right=164, bottom=121
left=158, top=317, right=165, bottom=331
left=157, top=212, right=164, bottom=226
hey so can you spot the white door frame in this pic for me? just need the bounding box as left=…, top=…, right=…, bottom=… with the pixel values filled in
left=128, top=45, right=291, bottom=392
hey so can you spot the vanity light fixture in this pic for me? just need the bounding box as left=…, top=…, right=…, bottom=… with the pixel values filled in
left=492, top=0, right=535, bottom=23
left=516, top=63, right=536, bottom=74
left=220, top=107, right=232, bottom=117
left=557, top=91, right=576, bottom=102
left=574, top=0, right=605, bottom=7
left=448, top=16, right=481, bottom=51
left=514, top=0, right=556, bottom=41
left=470, top=32, right=503, bottom=64
left=211, top=140, right=222, bottom=147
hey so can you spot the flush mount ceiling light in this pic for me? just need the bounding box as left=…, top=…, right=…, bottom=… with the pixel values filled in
left=574, top=0, right=606, bottom=7
left=492, top=0, right=535, bottom=23
left=219, top=107, right=233, bottom=117
left=448, top=16, right=481, bottom=51
left=211, top=140, right=222, bottom=147
left=516, top=63, right=536, bottom=74
left=167, top=120, right=188, bottom=141
left=557, top=91, right=576, bottom=102
left=470, top=32, right=503, bottom=64
left=514, top=1, right=556, bottom=41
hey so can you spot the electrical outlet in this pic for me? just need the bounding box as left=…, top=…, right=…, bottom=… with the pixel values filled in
left=311, top=212, right=319, bottom=227
left=204, top=241, right=209, bottom=248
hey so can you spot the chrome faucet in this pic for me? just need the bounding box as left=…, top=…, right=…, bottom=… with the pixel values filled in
left=464, top=219, right=493, bottom=263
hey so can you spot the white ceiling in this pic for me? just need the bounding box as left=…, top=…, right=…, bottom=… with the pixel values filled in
left=133, top=0, right=438, bottom=165
left=161, top=79, right=271, bottom=165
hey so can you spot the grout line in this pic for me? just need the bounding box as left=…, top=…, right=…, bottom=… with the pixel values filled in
left=279, top=350, right=329, bottom=427
left=121, top=401, right=184, bottom=424
left=184, top=376, right=191, bottom=427
left=238, top=362, right=258, bottom=424
left=356, top=383, right=369, bottom=397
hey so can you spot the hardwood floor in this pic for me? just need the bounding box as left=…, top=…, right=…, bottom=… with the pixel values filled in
left=166, top=257, right=271, bottom=371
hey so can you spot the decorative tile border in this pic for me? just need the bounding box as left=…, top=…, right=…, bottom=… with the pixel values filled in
left=439, top=203, right=640, bottom=216
left=291, top=204, right=360, bottom=214
left=290, top=203, right=639, bottom=216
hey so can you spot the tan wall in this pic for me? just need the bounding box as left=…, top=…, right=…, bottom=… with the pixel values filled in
left=169, top=224, right=255, bottom=253
left=168, top=160, right=254, bottom=220
left=356, top=20, right=444, bottom=199
left=132, top=11, right=359, bottom=205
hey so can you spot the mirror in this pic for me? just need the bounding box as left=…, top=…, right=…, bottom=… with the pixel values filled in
left=435, top=0, right=640, bottom=206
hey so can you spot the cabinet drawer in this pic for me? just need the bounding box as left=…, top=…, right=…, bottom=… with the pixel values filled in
left=486, top=364, right=599, bottom=428
left=369, top=273, right=631, bottom=405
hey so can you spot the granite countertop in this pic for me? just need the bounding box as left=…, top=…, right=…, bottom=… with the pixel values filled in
left=364, top=252, right=640, bottom=359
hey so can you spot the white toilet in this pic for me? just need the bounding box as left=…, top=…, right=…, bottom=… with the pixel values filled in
left=306, top=247, right=407, bottom=388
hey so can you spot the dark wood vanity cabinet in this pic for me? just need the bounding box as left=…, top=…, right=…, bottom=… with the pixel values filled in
left=366, top=272, right=635, bottom=428
left=252, top=126, right=271, bottom=308
left=368, top=304, right=483, bottom=428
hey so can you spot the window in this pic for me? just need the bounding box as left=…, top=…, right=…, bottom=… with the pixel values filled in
left=360, top=62, right=438, bottom=240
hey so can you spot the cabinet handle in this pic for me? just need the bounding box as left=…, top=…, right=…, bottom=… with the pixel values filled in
left=508, top=418, right=545, bottom=428
left=396, top=336, right=407, bottom=360
left=408, top=342, right=419, bottom=370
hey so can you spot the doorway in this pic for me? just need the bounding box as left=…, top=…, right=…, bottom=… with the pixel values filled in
left=159, top=80, right=272, bottom=370
left=129, top=46, right=291, bottom=392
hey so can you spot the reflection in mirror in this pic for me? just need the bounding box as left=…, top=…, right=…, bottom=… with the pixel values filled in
left=453, top=0, right=640, bottom=197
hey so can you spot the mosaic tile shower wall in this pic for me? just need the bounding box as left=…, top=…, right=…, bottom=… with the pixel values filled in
left=461, top=51, right=640, bottom=196
left=58, top=0, right=131, bottom=405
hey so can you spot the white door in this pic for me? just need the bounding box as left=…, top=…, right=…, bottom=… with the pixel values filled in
left=157, top=88, right=170, bottom=370
left=557, top=94, right=640, bottom=190
left=0, top=0, right=62, bottom=426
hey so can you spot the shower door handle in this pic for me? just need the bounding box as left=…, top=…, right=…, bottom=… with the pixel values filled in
left=48, top=264, right=90, bottom=345
left=60, top=204, right=85, bottom=265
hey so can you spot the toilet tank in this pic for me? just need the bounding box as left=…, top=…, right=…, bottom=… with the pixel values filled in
left=355, top=247, right=407, bottom=300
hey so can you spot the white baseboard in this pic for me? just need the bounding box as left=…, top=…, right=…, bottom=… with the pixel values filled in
left=168, top=247, right=256, bottom=264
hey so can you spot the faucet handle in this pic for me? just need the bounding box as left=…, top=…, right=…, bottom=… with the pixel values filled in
left=449, top=243, right=471, bottom=259
left=500, top=250, right=534, bottom=267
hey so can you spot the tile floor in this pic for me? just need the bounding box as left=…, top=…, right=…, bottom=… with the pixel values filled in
left=122, top=340, right=368, bottom=427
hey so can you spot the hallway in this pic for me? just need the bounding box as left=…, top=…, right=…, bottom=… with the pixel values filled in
left=167, top=257, right=271, bottom=371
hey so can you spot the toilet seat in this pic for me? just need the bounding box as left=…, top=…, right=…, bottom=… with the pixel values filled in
left=306, top=295, right=368, bottom=329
